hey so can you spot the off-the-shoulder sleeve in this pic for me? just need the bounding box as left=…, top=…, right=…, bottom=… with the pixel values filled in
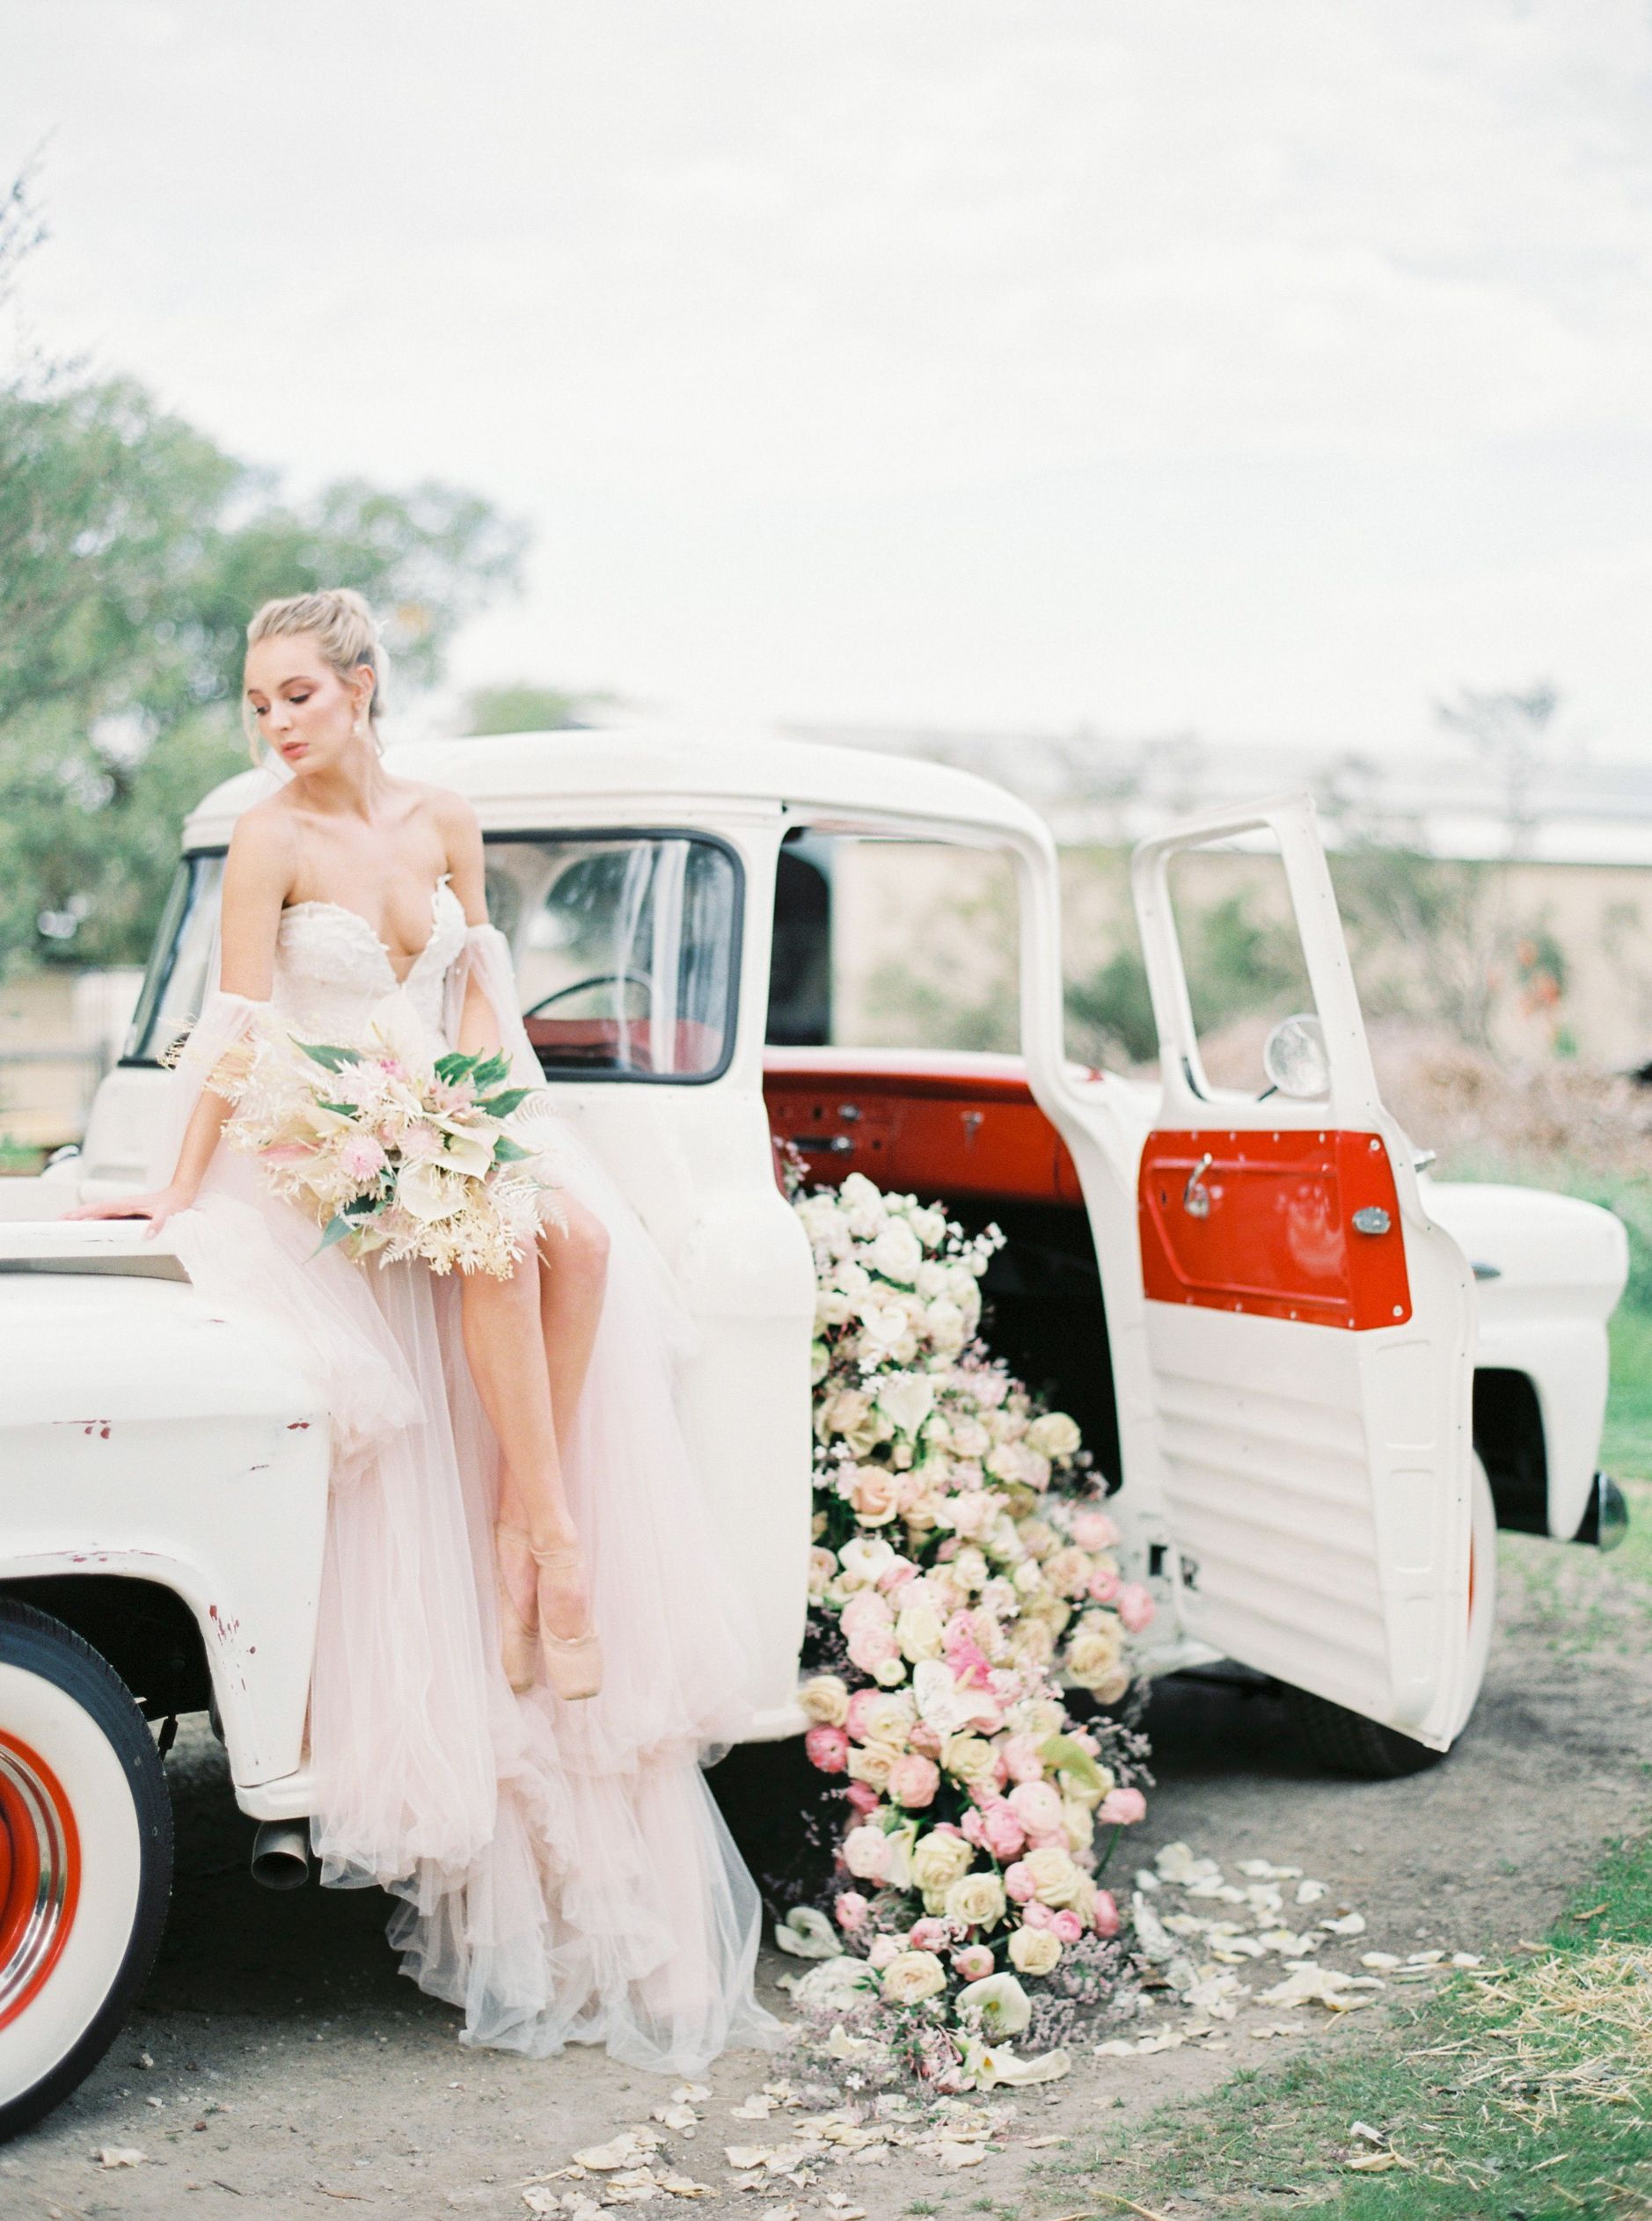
left=442, top=924, right=546, bottom=1095
left=154, top=990, right=273, bottom=1183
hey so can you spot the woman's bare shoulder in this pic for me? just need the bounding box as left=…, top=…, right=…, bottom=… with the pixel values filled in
left=400, top=777, right=480, bottom=837
left=226, top=793, right=301, bottom=880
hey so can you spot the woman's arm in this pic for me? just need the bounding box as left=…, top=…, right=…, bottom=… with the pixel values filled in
left=439, top=791, right=503, bottom=1058
left=66, top=807, right=292, bottom=1231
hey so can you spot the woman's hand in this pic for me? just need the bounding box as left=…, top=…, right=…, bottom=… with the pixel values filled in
left=62, top=1183, right=200, bottom=1238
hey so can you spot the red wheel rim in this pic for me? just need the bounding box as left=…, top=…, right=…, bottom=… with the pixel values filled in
left=0, top=1728, right=81, bottom=2030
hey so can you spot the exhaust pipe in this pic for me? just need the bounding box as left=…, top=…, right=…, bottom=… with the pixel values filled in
left=250, top=1820, right=311, bottom=1891
left=1573, top=1472, right=1630, bottom=1553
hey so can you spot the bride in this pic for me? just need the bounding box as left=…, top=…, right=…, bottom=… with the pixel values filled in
left=68, top=588, right=779, bottom=2074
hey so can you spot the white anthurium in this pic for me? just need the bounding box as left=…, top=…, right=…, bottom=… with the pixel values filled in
left=397, top=1160, right=468, bottom=1224
left=433, top=1123, right=496, bottom=1179
left=772, top=1907, right=844, bottom=1961
left=366, top=999, right=433, bottom=1075
left=876, top=1371, right=935, bottom=1438
left=837, top=1534, right=897, bottom=1589
left=955, top=1972, right=1032, bottom=2039
left=912, top=1659, right=1003, bottom=1739
left=964, top=2041, right=1071, bottom=2089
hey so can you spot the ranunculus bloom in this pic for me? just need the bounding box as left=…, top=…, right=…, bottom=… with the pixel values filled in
left=980, top=1802, right=1027, bottom=1862
left=1087, top=1565, right=1122, bottom=1605
left=844, top=1782, right=880, bottom=1816
left=834, top=1890, right=869, bottom=1932
left=1007, top=1780, right=1064, bottom=1836
left=908, top=1918, right=949, bottom=1954
left=846, top=1624, right=900, bottom=1676
left=953, top=1944, right=996, bottom=1983
left=1071, top=1508, right=1121, bottom=1552
left=840, top=1588, right=893, bottom=1640
left=844, top=1688, right=881, bottom=1742
left=1050, top=1909, right=1084, bottom=1946
left=1097, top=1786, right=1147, bottom=1826
left=842, top=1825, right=890, bottom=1881
left=805, top=1725, right=849, bottom=1775
left=1115, top=1581, right=1156, bottom=1633
left=1092, top=1889, right=1122, bottom=1938
left=888, top=1755, right=940, bottom=1809
left=1020, top=1899, right=1055, bottom=1931
left=1003, top=1860, right=1037, bottom=1905
left=908, top=1720, right=943, bottom=1759
left=1001, top=1735, right=1045, bottom=1786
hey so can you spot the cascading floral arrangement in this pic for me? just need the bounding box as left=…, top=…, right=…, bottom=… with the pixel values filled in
left=777, top=1168, right=1155, bottom=2090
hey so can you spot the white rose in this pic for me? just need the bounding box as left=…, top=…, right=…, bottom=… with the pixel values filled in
left=846, top=1739, right=902, bottom=1791
left=1020, top=1845, right=1082, bottom=1907
left=1027, top=1411, right=1082, bottom=1460
left=799, top=1674, right=850, bottom=1726
left=840, top=1172, right=883, bottom=1213
left=815, top=1289, right=852, bottom=1327
left=1007, top=1926, right=1063, bottom=1976
left=945, top=1872, right=1007, bottom=1929
left=880, top=1949, right=947, bottom=2005
left=952, top=1546, right=990, bottom=1594
left=909, top=1830, right=974, bottom=1896
left=1063, top=1799, right=1095, bottom=1854
left=895, top=1601, right=945, bottom=1663
left=943, top=1735, right=997, bottom=1786
left=909, top=1206, right=947, bottom=1247
left=949, top=1416, right=990, bottom=1459
left=915, top=1259, right=950, bottom=1299
left=862, top=1691, right=917, bottom=1743
left=1064, top=1617, right=1124, bottom=1690
left=842, top=1825, right=890, bottom=1881
left=870, top=1219, right=925, bottom=1284
left=924, top=1298, right=967, bottom=1353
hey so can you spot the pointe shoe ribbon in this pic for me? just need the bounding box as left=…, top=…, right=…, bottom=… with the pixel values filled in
left=494, top=1522, right=538, bottom=1695
left=530, top=1540, right=603, bottom=1702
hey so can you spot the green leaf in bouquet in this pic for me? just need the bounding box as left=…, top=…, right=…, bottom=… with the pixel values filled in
left=315, top=1214, right=357, bottom=1253
left=433, top=1049, right=479, bottom=1083
left=1039, top=1733, right=1112, bottom=1798
left=299, top=1041, right=363, bottom=1071
left=477, top=1087, right=533, bottom=1117
left=491, top=1135, right=532, bottom=1162
left=472, top=1051, right=511, bottom=1089
left=316, top=1100, right=360, bottom=1119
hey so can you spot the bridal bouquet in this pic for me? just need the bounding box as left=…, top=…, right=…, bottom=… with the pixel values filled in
left=777, top=1168, right=1155, bottom=2091
left=203, top=1012, right=561, bottom=1276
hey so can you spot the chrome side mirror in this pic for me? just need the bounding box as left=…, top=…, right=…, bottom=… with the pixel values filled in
left=1262, top=1012, right=1329, bottom=1100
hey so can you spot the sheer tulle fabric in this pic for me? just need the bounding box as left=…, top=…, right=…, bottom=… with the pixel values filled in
left=159, top=915, right=779, bottom=2072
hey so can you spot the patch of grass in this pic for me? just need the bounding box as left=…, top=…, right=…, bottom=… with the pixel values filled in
left=1605, top=1302, right=1652, bottom=1481
left=1069, top=1829, right=1652, bottom=2215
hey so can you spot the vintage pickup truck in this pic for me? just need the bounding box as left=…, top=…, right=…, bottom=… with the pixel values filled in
left=0, top=730, right=1628, bottom=2134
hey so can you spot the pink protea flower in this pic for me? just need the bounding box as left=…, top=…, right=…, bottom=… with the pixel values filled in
left=888, top=1754, right=940, bottom=1808
left=834, top=1890, right=869, bottom=1932
left=338, top=1135, right=388, bottom=1183
left=805, top=1725, right=849, bottom=1775
left=1097, top=1786, right=1147, bottom=1826
left=399, top=1121, right=444, bottom=1164
left=1116, top=1582, right=1155, bottom=1633
left=1003, top=1860, right=1037, bottom=1905
left=428, top=1076, right=476, bottom=1113
left=1092, top=1889, right=1122, bottom=1938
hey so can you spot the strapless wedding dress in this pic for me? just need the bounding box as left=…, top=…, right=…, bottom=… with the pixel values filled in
left=160, top=880, right=779, bottom=2073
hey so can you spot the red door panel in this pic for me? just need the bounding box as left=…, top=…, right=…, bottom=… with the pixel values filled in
left=1138, top=1128, right=1412, bottom=1331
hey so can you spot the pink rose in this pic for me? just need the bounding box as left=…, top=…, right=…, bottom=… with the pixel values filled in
left=1097, top=1786, right=1147, bottom=1826
left=844, top=1690, right=882, bottom=1742
left=805, top=1725, right=849, bottom=1775
left=878, top=1558, right=919, bottom=1594
left=1087, top=1565, right=1122, bottom=1605
left=980, top=1802, right=1027, bottom=1862
left=1116, top=1582, right=1155, bottom=1633
left=835, top=1890, right=869, bottom=1932
left=1092, top=1889, right=1121, bottom=1938
left=1024, top=1823, right=1067, bottom=1852
left=847, top=1465, right=903, bottom=1524
left=1003, top=1860, right=1037, bottom=1905
left=1051, top=1909, right=1084, bottom=1946
left=908, top=1720, right=943, bottom=1759
left=961, top=1807, right=988, bottom=1848
left=1002, top=1735, right=1045, bottom=1786
left=867, top=1935, right=902, bottom=1970
left=909, top=1918, right=949, bottom=1953
left=888, top=1755, right=940, bottom=1809
left=844, top=1782, right=880, bottom=1815
left=840, top=1589, right=893, bottom=1640
left=1007, top=1781, right=1064, bottom=1836
left=953, top=1943, right=995, bottom=1981
left=1071, top=1509, right=1120, bottom=1551
left=990, top=1748, right=1010, bottom=1789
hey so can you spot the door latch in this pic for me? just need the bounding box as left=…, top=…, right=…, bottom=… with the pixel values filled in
left=1182, top=1151, right=1214, bottom=1219
left=1352, top=1206, right=1392, bottom=1235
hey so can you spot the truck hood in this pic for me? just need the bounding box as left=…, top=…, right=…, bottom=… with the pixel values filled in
left=1423, top=1177, right=1628, bottom=1318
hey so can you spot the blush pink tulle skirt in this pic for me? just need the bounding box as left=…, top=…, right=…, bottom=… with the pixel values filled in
left=164, top=954, right=781, bottom=2076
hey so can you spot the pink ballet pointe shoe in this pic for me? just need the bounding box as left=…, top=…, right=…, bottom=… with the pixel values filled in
left=494, top=1523, right=538, bottom=1695
left=530, top=1539, right=603, bottom=1702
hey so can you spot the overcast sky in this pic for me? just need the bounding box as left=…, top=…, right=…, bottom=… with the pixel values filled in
left=4, top=0, right=1651, bottom=756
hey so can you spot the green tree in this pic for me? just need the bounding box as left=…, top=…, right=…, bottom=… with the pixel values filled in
left=0, top=172, right=529, bottom=973
left=464, top=682, right=611, bottom=734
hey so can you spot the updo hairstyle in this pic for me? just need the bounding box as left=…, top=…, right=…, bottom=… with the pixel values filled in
left=242, top=588, right=391, bottom=763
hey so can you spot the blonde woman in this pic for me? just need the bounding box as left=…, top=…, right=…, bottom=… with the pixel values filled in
left=69, top=590, right=776, bottom=2074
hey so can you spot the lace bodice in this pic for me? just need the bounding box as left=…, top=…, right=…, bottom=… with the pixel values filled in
left=271, top=877, right=469, bottom=1050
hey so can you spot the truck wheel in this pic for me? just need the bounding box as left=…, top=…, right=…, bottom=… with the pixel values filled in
left=0, top=1597, right=172, bottom=2142
left=1288, top=1456, right=1497, bottom=1780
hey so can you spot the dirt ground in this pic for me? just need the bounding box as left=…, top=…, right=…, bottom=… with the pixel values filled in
left=8, top=1523, right=1651, bottom=2221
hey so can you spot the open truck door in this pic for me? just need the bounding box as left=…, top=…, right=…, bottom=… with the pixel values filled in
left=1129, top=795, right=1477, bottom=1750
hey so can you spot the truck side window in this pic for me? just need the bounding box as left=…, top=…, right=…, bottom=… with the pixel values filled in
left=1165, top=840, right=1318, bottom=1100
left=123, top=854, right=228, bottom=1065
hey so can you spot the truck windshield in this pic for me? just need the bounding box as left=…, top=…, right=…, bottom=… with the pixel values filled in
left=124, top=833, right=741, bottom=1084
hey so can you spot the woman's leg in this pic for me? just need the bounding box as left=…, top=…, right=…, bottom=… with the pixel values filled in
left=535, top=1194, right=610, bottom=1437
